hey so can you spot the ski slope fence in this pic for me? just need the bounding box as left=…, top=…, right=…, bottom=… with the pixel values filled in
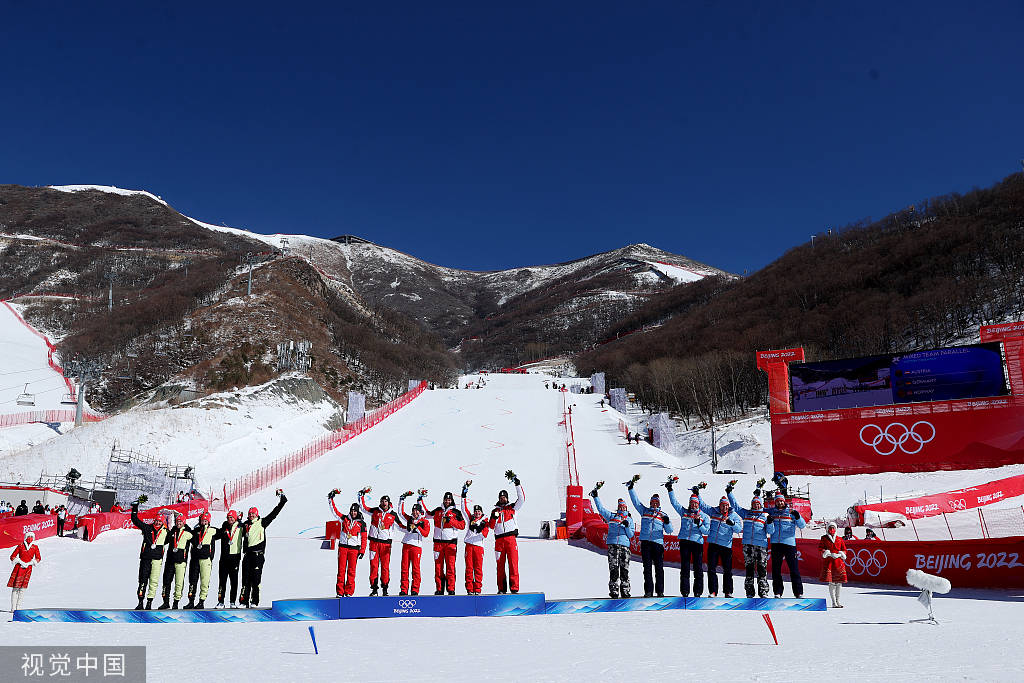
left=573, top=499, right=1024, bottom=589
left=219, top=382, right=427, bottom=509
left=853, top=473, right=1024, bottom=521
left=75, top=500, right=210, bottom=544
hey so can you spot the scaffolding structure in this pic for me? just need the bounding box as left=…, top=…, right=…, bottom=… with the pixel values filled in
left=102, top=441, right=196, bottom=507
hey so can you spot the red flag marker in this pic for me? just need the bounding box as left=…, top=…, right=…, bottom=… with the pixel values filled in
left=762, top=613, right=779, bottom=645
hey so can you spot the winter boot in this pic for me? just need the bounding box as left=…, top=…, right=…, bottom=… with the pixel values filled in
left=399, top=591, right=408, bottom=596
left=411, top=591, right=418, bottom=596
left=447, top=589, right=455, bottom=596
left=381, top=583, right=389, bottom=597
left=196, top=599, right=205, bottom=609
left=158, top=598, right=170, bottom=610
left=134, top=598, right=145, bottom=610
left=145, top=598, right=153, bottom=610
left=369, top=583, right=379, bottom=597
left=184, top=600, right=195, bottom=610
left=434, top=590, right=443, bottom=596
left=229, top=602, right=237, bottom=609
left=172, top=600, right=179, bottom=610
left=216, top=601, right=225, bottom=609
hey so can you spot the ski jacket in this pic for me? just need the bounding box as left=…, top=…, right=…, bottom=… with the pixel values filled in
left=214, top=521, right=243, bottom=556
left=167, top=526, right=193, bottom=563
left=696, top=494, right=742, bottom=548
left=419, top=496, right=465, bottom=544
left=244, top=496, right=286, bottom=554
left=131, top=509, right=169, bottom=560
left=591, top=493, right=634, bottom=547
left=765, top=508, right=806, bottom=546
left=668, top=490, right=711, bottom=544
left=727, top=492, right=769, bottom=548
left=398, top=501, right=431, bottom=546
left=628, top=488, right=674, bottom=545
left=461, top=496, right=491, bottom=547
left=340, top=515, right=368, bottom=553
left=488, top=484, right=525, bottom=539
left=190, top=525, right=217, bottom=561
left=359, top=493, right=401, bottom=543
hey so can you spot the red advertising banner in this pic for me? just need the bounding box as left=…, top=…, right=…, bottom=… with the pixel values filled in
left=574, top=497, right=1024, bottom=589
left=0, top=514, right=59, bottom=549
left=853, top=473, right=1024, bottom=521
left=771, top=396, right=1024, bottom=475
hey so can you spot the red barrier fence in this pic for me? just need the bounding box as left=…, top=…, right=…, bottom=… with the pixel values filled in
left=573, top=496, right=1024, bottom=589
left=76, top=500, right=210, bottom=543
left=220, top=382, right=427, bottom=509
left=854, top=473, right=1024, bottom=522
left=0, top=514, right=63, bottom=548
left=0, top=409, right=105, bottom=428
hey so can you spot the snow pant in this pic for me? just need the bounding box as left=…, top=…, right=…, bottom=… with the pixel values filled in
left=218, top=554, right=240, bottom=604
left=640, top=540, right=665, bottom=596
left=400, top=544, right=422, bottom=594
left=336, top=546, right=360, bottom=596
left=161, top=555, right=176, bottom=601
left=138, top=557, right=163, bottom=599
left=240, top=550, right=265, bottom=605
left=679, top=539, right=705, bottom=597
left=368, top=540, right=391, bottom=590
left=10, top=586, right=25, bottom=611
left=465, top=544, right=484, bottom=594
left=57, top=519, right=64, bottom=537
left=607, top=544, right=631, bottom=598
left=706, top=543, right=734, bottom=596
left=188, top=557, right=213, bottom=602
left=770, top=544, right=803, bottom=597
left=494, top=535, right=520, bottom=593
left=743, top=544, right=769, bottom=598
left=433, top=542, right=458, bottom=593
left=172, top=561, right=188, bottom=601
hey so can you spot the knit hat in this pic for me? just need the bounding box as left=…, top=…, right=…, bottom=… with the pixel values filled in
left=751, top=497, right=763, bottom=511
left=688, top=494, right=700, bottom=510
left=774, top=493, right=787, bottom=507
left=719, top=496, right=730, bottom=512
left=649, top=493, right=661, bottom=508
left=617, top=498, right=627, bottom=513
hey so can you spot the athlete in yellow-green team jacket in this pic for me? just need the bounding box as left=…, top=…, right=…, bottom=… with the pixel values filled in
left=130, top=502, right=169, bottom=610
left=185, top=512, right=216, bottom=609
left=239, top=490, right=287, bottom=608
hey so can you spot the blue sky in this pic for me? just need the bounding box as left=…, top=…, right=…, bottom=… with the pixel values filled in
left=3, top=3, right=1021, bottom=274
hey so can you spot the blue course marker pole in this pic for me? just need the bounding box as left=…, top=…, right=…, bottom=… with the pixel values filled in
left=308, top=626, right=319, bottom=655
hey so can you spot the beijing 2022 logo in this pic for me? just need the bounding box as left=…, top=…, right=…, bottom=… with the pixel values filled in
left=859, top=421, right=935, bottom=455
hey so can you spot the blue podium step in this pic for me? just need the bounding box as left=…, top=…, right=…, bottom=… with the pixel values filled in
left=13, top=594, right=825, bottom=623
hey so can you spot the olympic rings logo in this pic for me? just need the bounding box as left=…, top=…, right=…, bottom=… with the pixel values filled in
left=859, top=421, right=935, bottom=455
left=949, top=498, right=967, bottom=511
left=846, top=548, right=887, bottom=577
left=398, top=599, right=417, bottom=608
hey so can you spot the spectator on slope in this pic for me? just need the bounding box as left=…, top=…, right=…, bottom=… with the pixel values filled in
left=56, top=506, right=67, bottom=537
left=489, top=471, right=526, bottom=594
left=396, top=493, right=431, bottom=596
left=418, top=489, right=465, bottom=595
left=694, top=485, right=743, bottom=597
left=160, top=513, right=193, bottom=609
left=239, top=490, right=287, bottom=608
left=589, top=482, right=634, bottom=598
left=185, top=512, right=216, bottom=609
left=765, top=491, right=806, bottom=598
left=461, top=481, right=490, bottom=595
left=627, top=474, right=674, bottom=597
left=359, top=487, right=401, bottom=596
left=328, top=492, right=367, bottom=597
left=864, top=528, right=881, bottom=541
left=843, top=527, right=857, bottom=541
left=666, top=480, right=711, bottom=597
left=819, top=522, right=848, bottom=608
left=727, top=479, right=771, bottom=599
left=213, top=510, right=243, bottom=608
left=32, top=500, right=45, bottom=515
left=15, top=500, right=28, bottom=517
left=130, top=502, right=168, bottom=610
left=8, top=531, right=41, bottom=612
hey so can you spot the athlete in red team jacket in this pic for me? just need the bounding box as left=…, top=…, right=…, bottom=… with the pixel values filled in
left=328, top=492, right=368, bottom=597
left=489, top=472, right=525, bottom=594
left=461, top=481, right=490, bottom=595
left=396, top=493, right=431, bottom=595
left=417, top=490, right=465, bottom=595
left=359, top=487, right=401, bottom=596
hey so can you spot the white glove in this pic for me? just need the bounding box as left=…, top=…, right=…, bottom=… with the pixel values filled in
left=822, top=551, right=833, bottom=559
left=837, top=551, right=847, bottom=560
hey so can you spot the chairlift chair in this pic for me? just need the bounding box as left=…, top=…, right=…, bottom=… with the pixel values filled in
left=61, top=391, right=77, bottom=405
left=16, top=384, right=36, bottom=406
left=117, top=361, right=133, bottom=381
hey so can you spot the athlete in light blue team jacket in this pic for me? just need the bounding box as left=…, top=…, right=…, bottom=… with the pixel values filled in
left=727, top=479, right=770, bottom=598
left=765, top=491, right=806, bottom=598
left=666, top=480, right=710, bottom=597
left=590, top=484, right=634, bottom=598
left=627, top=476, right=673, bottom=597
left=696, top=490, right=743, bottom=597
